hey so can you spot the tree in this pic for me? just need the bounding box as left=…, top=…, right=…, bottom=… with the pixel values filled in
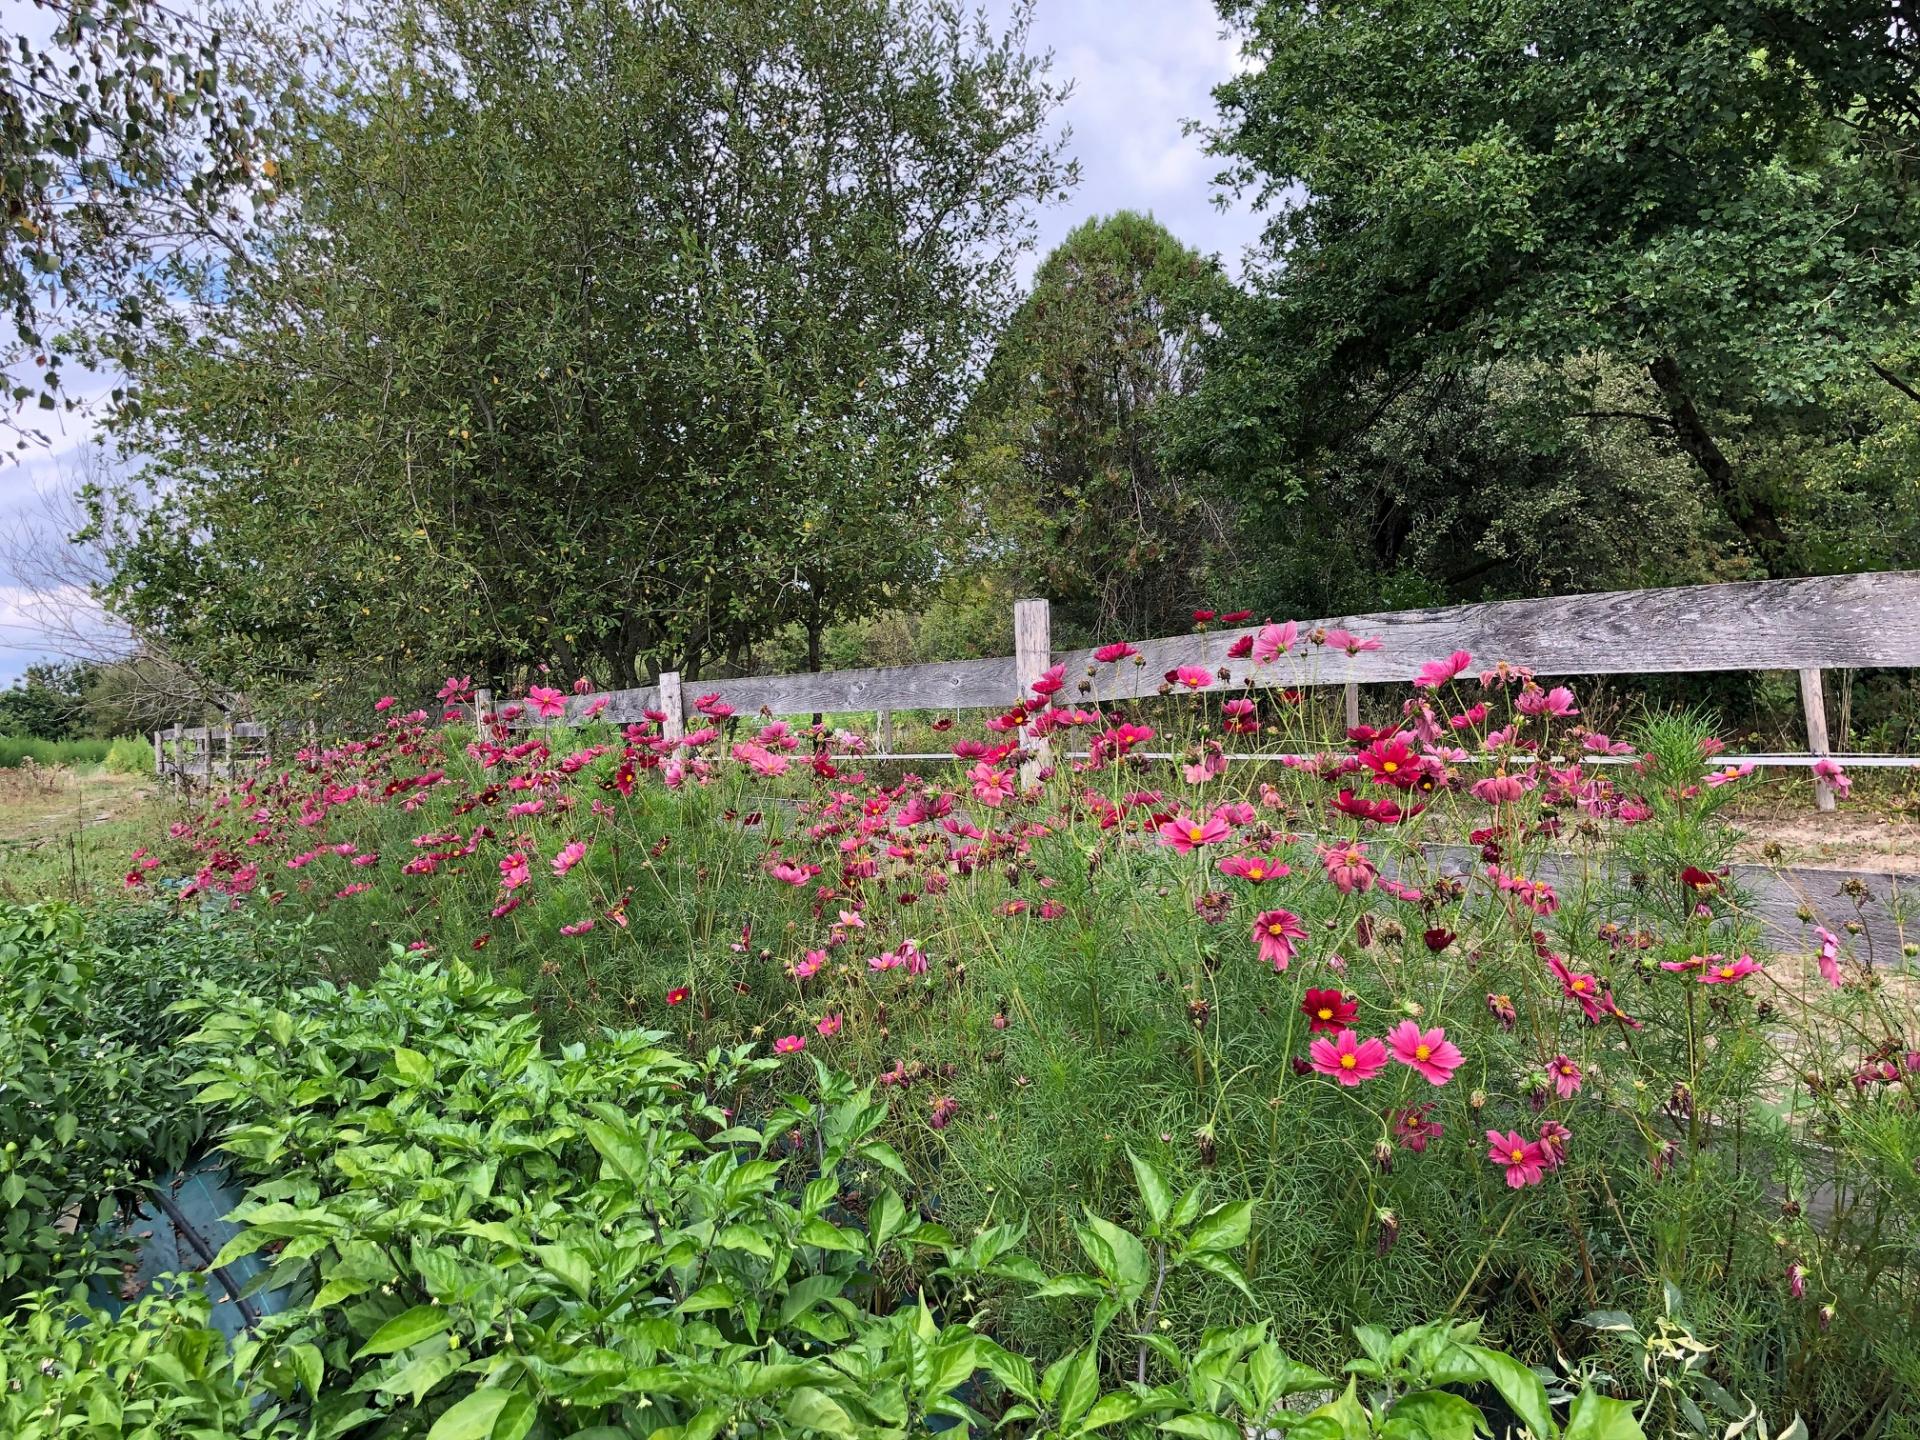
left=1194, top=0, right=1920, bottom=574
left=97, top=0, right=1072, bottom=704
left=2, top=0, right=268, bottom=447
left=951, top=212, right=1238, bottom=640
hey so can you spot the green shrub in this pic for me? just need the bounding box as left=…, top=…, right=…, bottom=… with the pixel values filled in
left=0, top=903, right=300, bottom=1305
left=105, top=736, right=155, bottom=775
left=166, top=957, right=1645, bottom=1438
left=0, top=735, right=112, bottom=768
left=0, top=1282, right=274, bottom=1439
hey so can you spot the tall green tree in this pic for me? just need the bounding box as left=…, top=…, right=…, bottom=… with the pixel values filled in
left=952, top=211, right=1237, bottom=640
left=98, top=0, right=1072, bottom=701
left=1191, top=0, right=1920, bottom=576
left=3, top=0, right=268, bottom=446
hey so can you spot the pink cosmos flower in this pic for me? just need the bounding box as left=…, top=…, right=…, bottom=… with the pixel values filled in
left=768, top=859, right=819, bottom=886
left=1030, top=662, right=1066, bottom=698
left=1251, top=620, right=1298, bottom=664
left=815, top=1013, right=843, bottom=1038
left=1413, top=650, right=1473, bottom=690
left=1536, top=1119, right=1572, bottom=1170
left=527, top=685, right=567, bottom=719
left=789, top=949, right=826, bottom=980
left=1705, top=763, right=1755, bottom=788
left=732, top=741, right=790, bottom=777
left=1386, top=1021, right=1463, bottom=1085
left=1218, top=852, right=1289, bottom=883
left=1168, top=665, right=1213, bottom=691
left=1700, top=953, right=1763, bottom=984
left=1159, top=813, right=1231, bottom=852
left=1515, top=685, right=1579, bottom=718
left=1550, top=1054, right=1583, bottom=1099
left=551, top=839, right=587, bottom=877
left=1815, top=927, right=1846, bottom=988
left=1812, top=756, right=1852, bottom=799
left=374, top=695, right=397, bottom=712
left=559, top=918, right=594, bottom=936
left=499, top=852, right=531, bottom=890
left=1487, top=1129, right=1547, bottom=1188
left=1093, top=641, right=1139, bottom=664
left=1317, top=841, right=1376, bottom=894
left=1320, top=628, right=1382, bottom=655
left=1251, top=908, right=1306, bottom=970
left=772, top=1034, right=806, bottom=1055
left=1309, top=1028, right=1389, bottom=1086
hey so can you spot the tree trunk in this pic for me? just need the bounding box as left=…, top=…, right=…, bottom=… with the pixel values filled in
left=1647, top=356, right=1786, bottom=562
left=807, top=600, right=825, bottom=734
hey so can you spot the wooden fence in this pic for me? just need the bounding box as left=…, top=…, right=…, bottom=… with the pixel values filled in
left=474, top=571, right=1920, bottom=812
left=157, top=571, right=1920, bottom=809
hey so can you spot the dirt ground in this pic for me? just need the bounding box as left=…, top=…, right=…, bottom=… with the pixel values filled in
left=0, top=764, right=168, bottom=902
left=1722, top=774, right=1920, bottom=874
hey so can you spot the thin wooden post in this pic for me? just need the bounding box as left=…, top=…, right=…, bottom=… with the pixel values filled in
left=658, top=671, right=685, bottom=742
left=875, top=709, right=894, bottom=755
left=1799, top=667, right=1835, bottom=813
left=473, top=686, right=495, bottom=732
left=222, top=721, right=236, bottom=783
left=1013, top=598, right=1052, bottom=788
left=168, top=724, right=182, bottom=794
left=1343, top=681, right=1360, bottom=732
left=151, top=729, right=163, bottom=777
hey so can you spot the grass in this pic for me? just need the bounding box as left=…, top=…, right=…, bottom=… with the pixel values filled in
left=0, top=764, right=171, bottom=903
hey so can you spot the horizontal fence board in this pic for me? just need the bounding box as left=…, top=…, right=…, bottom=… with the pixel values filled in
left=1416, top=844, right=1912, bottom=961
left=1056, top=571, right=1920, bottom=699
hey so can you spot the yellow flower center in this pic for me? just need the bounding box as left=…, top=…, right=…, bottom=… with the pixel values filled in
left=1382, top=760, right=1398, bottom=772
left=1317, top=1008, right=1333, bottom=1021
left=1269, top=923, right=1285, bottom=937
left=1187, top=826, right=1204, bottom=843
left=1719, top=966, right=1736, bottom=979
left=1339, top=1053, right=1356, bottom=1069
left=1572, top=979, right=1589, bottom=993
left=1510, top=1148, right=1527, bottom=1163
left=1415, top=1044, right=1431, bottom=1061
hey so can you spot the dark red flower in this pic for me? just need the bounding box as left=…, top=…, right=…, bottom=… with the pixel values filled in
left=1301, top=987, right=1358, bottom=1033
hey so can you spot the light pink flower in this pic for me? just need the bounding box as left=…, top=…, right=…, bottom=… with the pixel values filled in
left=1309, top=1029, right=1389, bottom=1086
left=1413, top=651, right=1472, bottom=690
left=1251, top=908, right=1306, bottom=970
left=374, top=695, right=397, bottom=712
left=551, top=839, right=588, bottom=877
left=527, top=685, right=567, bottom=719
left=499, top=852, right=530, bottom=890
left=1815, top=927, right=1846, bottom=988
left=1251, top=620, right=1298, bottom=664
left=1159, top=813, right=1231, bottom=852
left=1549, top=1054, right=1583, bottom=1099
left=1386, top=1021, right=1463, bottom=1085
left=815, top=1013, right=843, bottom=1038
left=1487, top=1129, right=1546, bottom=1188
left=1812, top=756, right=1852, bottom=799
left=772, top=1034, right=806, bottom=1055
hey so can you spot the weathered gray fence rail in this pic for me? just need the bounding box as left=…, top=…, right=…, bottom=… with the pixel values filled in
left=159, top=572, right=1920, bottom=810
left=484, top=572, right=1920, bottom=813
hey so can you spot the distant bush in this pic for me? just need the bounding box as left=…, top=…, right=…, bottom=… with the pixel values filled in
left=104, top=737, right=154, bottom=775
left=0, top=736, right=112, bottom=769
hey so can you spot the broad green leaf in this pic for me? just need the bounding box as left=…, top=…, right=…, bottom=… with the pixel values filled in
left=1156, top=1416, right=1240, bottom=1440
left=1126, top=1148, right=1173, bottom=1227
left=355, top=1305, right=450, bottom=1359
left=1382, top=1389, right=1485, bottom=1440
left=1467, top=1347, right=1554, bottom=1440
left=425, top=1386, right=513, bottom=1440
left=1184, top=1200, right=1253, bottom=1255
left=785, top=1386, right=857, bottom=1433
left=1563, top=1389, right=1646, bottom=1440
left=393, top=1047, right=433, bottom=1084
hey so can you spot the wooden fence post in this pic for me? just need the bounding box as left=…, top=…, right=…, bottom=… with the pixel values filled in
left=473, top=686, right=495, bottom=732
left=1013, top=598, right=1052, bottom=788
left=1799, top=667, right=1835, bottom=813
left=151, top=729, right=163, bottom=777
left=1343, top=681, right=1360, bottom=733
left=875, top=710, right=894, bottom=755
left=168, top=724, right=182, bottom=794
left=658, top=671, right=685, bottom=742
left=222, top=721, right=236, bottom=783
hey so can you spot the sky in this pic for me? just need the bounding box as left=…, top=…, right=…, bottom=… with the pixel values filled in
left=0, top=0, right=1269, bottom=689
